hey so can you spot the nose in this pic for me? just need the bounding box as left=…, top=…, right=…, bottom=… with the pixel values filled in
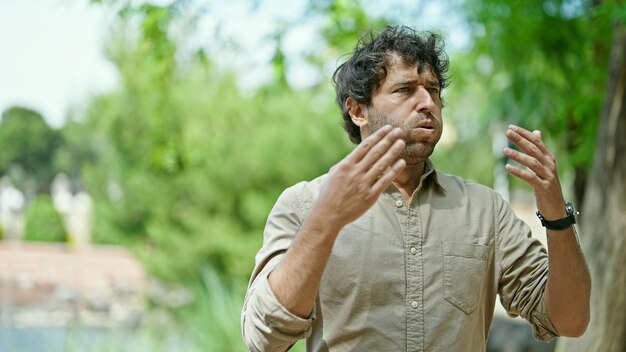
left=414, top=86, right=436, bottom=113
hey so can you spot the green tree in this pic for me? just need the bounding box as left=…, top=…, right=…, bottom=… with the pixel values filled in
left=0, top=106, right=60, bottom=190
left=460, top=0, right=613, bottom=204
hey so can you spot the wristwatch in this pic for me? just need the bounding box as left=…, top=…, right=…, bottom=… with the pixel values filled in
left=536, top=202, right=578, bottom=231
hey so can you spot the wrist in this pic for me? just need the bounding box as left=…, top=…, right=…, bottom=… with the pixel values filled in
left=304, top=206, right=344, bottom=240
left=537, top=202, right=578, bottom=231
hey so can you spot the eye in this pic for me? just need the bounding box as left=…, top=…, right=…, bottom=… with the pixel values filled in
left=395, top=87, right=411, bottom=93
left=427, top=87, right=440, bottom=94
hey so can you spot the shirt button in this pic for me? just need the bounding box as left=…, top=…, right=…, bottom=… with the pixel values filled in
left=395, top=199, right=403, bottom=208
left=411, top=301, right=419, bottom=309
left=410, top=247, right=418, bottom=255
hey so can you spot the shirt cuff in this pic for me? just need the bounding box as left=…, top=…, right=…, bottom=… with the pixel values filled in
left=254, top=271, right=316, bottom=335
left=529, top=300, right=558, bottom=341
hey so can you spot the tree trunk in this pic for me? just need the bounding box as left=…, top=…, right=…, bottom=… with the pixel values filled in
left=560, top=22, right=626, bottom=352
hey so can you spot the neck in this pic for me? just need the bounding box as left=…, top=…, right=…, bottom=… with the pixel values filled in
left=393, top=160, right=426, bottom=204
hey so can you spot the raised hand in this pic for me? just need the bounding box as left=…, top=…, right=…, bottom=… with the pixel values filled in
left=503, top=124, right=567, bottom=220
left=315, top=125, right=406, bottom=232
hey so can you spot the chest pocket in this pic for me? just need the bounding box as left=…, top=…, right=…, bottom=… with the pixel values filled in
left=442, top=241, right=489, bottom=315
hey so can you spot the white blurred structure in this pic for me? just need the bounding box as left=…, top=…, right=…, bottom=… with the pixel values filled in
left=0, top=176, right=25, bottom=241
left=51, top=174, right=93, bottom=247
left=67, top=191, right=93, bottom=248
left=51, top=173, right=72, bottom=214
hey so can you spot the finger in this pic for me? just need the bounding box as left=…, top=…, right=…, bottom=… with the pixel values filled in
left=364, top=139, right=405, bottom=181
left=371, top=158, right=406, bottom=194
left=502, top=147, right=550, bottom=179
left=504, top=163, right=544, bottom=188
left=506, top=125, right=550, bottom=158
left=358, top=128, right=403, bottom=170
left=348, top=125, right=393, bottom=163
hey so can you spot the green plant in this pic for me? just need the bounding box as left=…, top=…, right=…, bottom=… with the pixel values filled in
left=23, top=195, right=67, bottom=242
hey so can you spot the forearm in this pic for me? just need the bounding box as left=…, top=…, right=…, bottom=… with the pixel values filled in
left=503, top=125, right=591, bottom=336
left=544, top=226, right=591, bottom=337
left=268, top=206, right=341, bottom=318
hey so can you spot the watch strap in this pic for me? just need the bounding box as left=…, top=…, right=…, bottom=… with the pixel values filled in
left=536, top=202, right=577, bottom=231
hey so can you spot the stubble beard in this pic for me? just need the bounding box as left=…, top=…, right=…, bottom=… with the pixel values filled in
left=367, top=110, right=440, bottom=165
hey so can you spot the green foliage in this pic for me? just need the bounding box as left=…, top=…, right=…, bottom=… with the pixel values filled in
left=68, top=3, right=354, bottom=288
left=313, top=0, right=389, bottom=55
left=23, top=195, right=67, bottom=242
left=431, top=135, right=496, bottom=186
left=178, top=266, right=247, bottom=351
left=0, top=106, right=61, bottom=189
left=460, top=0, right=619, bottom=170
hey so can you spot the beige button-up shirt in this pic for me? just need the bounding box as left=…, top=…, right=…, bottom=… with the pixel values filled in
left=242, top=160, right=558, bottom=351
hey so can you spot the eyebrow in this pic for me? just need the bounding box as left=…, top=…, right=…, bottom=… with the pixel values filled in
left=389, top=79, right=441, bottom=90
left=425, top=78, right=441, bottom=88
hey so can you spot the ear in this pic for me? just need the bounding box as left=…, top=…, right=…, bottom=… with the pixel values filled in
left=346, top=97, right=368, bottom=129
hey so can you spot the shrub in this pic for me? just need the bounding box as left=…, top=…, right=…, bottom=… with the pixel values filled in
left=24, top=195, right=67, bottom=242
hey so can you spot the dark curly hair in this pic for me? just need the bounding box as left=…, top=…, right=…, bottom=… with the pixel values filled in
left=332, top=25, right=450, bottom=144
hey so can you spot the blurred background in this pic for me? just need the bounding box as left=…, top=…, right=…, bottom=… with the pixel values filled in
left=0, top=0, right=624, bottom=351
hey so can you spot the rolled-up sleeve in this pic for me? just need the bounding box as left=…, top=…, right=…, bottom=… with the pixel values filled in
left=241, top=184, right=316, bottom=351
left=494, top=193, right=559, bottom=341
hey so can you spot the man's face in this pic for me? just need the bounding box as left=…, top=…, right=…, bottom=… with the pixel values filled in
left=364, top=52, right=443, bottom=165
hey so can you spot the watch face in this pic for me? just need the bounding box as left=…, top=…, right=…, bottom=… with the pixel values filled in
left=566, top=202, right=578, bottom=216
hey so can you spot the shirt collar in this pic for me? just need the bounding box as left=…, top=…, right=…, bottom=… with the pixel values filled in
left=384, top=158, right=447, bottom=195
left=424, top=159, right=446, bottom=193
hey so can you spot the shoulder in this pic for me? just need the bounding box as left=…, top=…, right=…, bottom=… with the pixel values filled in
left=277, top=173, right=328, bottom=212
left=282, top=173, right=326, bottom=197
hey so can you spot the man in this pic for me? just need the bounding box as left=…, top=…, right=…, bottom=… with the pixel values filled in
left=241, top=25, right=590, bottom=351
